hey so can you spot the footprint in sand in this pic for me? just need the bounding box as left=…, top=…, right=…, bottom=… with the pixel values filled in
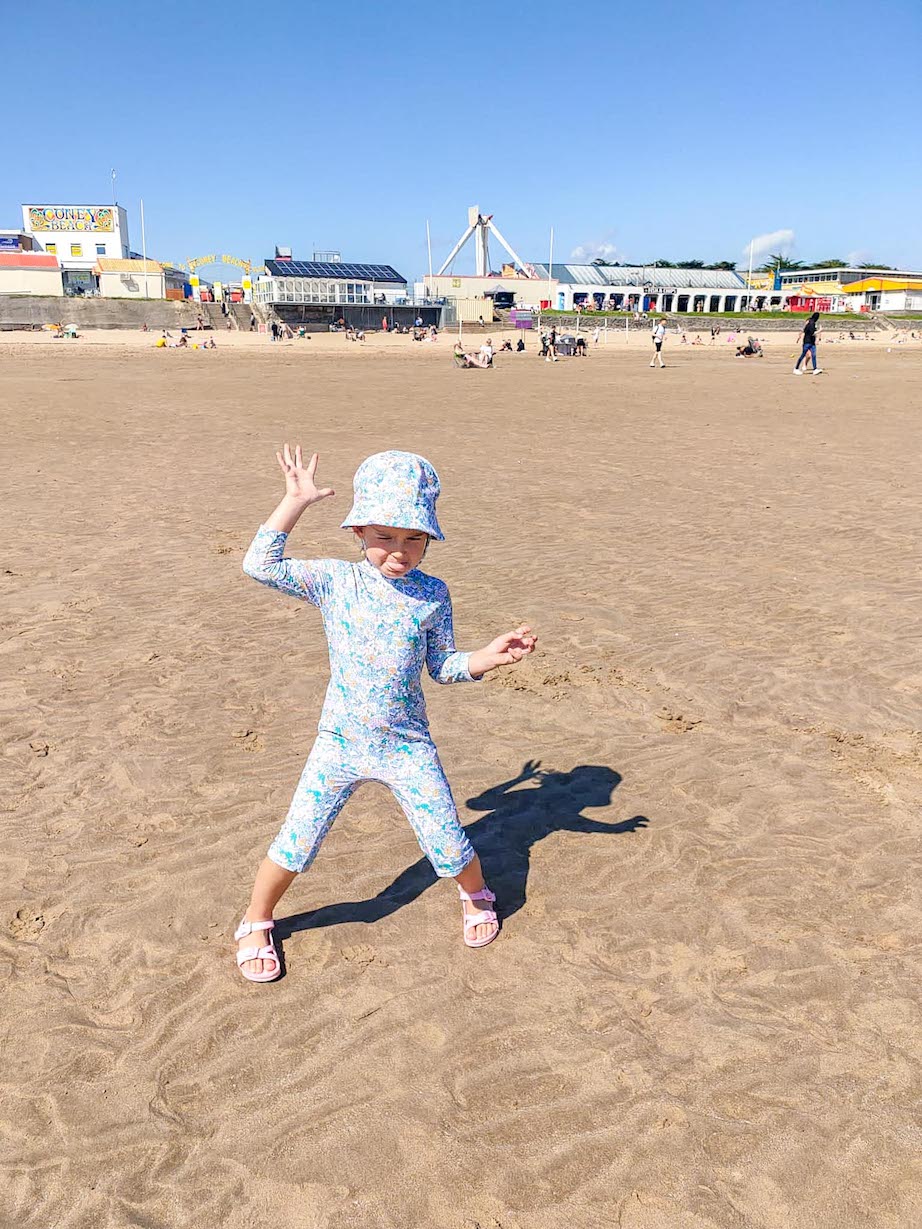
left=341, top=944, right=386, bottom=966
left=656, top=707, right=701, bottom=733
left=10, top=908, right=45, bottom=939
left=232, top=728, right=264, bottom=752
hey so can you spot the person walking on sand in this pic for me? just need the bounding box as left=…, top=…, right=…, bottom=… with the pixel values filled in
left=793, top=311, right=822, bottom=375
left=650, top=319, right=666, bottom=368
left=545, top=325, right=559, bottom=362
left=234, top=448, right=538, bottom=981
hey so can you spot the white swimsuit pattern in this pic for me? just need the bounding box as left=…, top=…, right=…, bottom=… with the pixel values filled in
left=243, top=526, right=478, bottom=877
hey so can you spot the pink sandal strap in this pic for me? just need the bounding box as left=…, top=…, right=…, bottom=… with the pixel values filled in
left=234, top=917, right=275, bottom=942
left=458, top=886, right=495, bottom=904
left=462, top=909, right=497, bottom=930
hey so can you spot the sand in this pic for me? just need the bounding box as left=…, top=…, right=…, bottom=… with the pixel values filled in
left=2, top=328, right=921, bottom=1229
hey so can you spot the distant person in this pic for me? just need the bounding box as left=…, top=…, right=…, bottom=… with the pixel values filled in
left=650, top=320, right=666, bottom=368
left=499, top=339, right=513, bottom=352
left=516, top=337, right=525, bottom=352
left=710, top=324, right=721, bottom=344
left=479, top=339, right=495, bottom=367
left=575, top=335, right=588, bottom=357
left=250, top=314, right=257, bottom=331
left=545, top=326, right=559, bottom=363
left=793, top=312, right=822, bottom=375
left=478, top=315, right=485, bottom=327
left=382, top=316, right=389, bottom=332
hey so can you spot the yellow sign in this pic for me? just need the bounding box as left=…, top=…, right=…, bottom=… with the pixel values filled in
left=29, top=205, right=114, bottom=233
left=452, top=277, right=461, bottom=288
left=187, top=253, right=252, bottom=274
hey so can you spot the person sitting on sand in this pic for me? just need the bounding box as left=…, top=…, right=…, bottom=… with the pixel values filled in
left=499, top=339, right=513, bottom=352
left=735, top=337, right=763, bottom=358
left=516, top=337, right=525, bottom=352
left=453, top=341, right=490, bottom=369
left=234, top=448, right=537, bottom=980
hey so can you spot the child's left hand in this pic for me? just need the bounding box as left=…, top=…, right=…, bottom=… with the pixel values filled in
left=469, top=625, right=537, bottom=677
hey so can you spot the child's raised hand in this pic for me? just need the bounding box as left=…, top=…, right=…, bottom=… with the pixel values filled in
left=276, top=445, right=335, bottom=506
left=468, top=625, right=537, bottom=678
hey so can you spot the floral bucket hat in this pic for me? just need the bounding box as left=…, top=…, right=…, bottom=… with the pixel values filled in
left=340, top=450, right=445, bottom=540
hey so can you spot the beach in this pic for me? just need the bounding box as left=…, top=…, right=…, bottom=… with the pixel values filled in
left=2, top=330, right=921, bottom=1228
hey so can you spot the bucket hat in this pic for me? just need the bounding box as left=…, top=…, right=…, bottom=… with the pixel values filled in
left=341, top=451, right=445, bottom=540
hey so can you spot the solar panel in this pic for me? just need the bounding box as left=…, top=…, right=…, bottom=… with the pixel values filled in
left=264, top=258, right=405, bottom=282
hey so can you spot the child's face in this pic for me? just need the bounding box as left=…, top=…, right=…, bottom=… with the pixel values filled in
left=355, top=525, right=429, bottom=578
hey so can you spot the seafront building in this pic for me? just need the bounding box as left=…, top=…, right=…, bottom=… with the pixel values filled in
left=776, top=266, right=922, bottom=313
left=21, top=204, right=131, bottom=296
left=424, top=264, right=775, bottom=315
left=254, top=250, right=441, bottom=331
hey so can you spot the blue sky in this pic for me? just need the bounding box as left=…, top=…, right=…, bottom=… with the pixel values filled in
left=3, top=0, right=920, bottom=280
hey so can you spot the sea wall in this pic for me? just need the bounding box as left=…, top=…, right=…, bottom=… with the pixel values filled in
left=0, top=296, right=205, bottom=331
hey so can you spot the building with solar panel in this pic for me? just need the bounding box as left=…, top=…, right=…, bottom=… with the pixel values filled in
left=254, top=252, right=442, bottom=332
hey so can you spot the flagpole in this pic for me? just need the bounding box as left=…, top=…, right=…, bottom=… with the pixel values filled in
left=547, top=226, right=554, bottom=312
left=140, top=197, right=149, bottom=298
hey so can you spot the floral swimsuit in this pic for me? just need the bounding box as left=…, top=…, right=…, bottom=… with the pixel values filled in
left=243, top=527, right=478, bottom=877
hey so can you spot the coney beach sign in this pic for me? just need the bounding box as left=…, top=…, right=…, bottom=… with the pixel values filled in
left=27, top=206, right=115, bottom=232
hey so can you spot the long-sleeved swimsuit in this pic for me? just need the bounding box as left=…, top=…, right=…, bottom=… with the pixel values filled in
left=243, top=527, right=478, bottom=877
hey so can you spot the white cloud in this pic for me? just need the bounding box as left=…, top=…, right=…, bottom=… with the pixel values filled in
left=847, top=248, right=872, bottom=265
left=570, top=240, right=619, bottom=263
left=745, top=229, right=795, bottom=263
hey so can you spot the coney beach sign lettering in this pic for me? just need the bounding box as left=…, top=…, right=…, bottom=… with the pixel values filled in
left=28, top=206, right=115, bottom=233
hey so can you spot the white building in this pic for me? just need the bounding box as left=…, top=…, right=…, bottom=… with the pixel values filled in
left=94, top=258, right=165, bottom=299
left=0, top=250, right=64, bottom=297
left=531, top=264, right=766, bottom=313
left=254, top=256, right=437, bottom=330
left=777, top=266, right=922, bottom=313
left=22, top=204, right=130, bottom=295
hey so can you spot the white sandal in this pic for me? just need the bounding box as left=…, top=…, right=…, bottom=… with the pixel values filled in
left=234, top=917, right=281, bottom=982
left=458, top=886, right=499, bottom=948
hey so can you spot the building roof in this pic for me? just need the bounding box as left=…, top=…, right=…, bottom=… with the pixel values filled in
left=531, top=264, right=747, bottom=290
left=840, top=277, right=922, bottom=293
left=95, top=258, right=163, bottom=273
left=264, top=259, right=405, bottom=283
left=0, top=252, right=60, bottom=269
left=779, top=266, right=922, bottom=281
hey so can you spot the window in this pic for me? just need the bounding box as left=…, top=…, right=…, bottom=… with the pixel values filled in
left=46, top=243, right=57, bottom=254
left=96, top=244, right=105, bottom=256
left=71, top=244, right=82, bottom=258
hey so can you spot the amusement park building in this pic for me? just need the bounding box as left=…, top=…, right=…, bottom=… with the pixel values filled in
left=777, top=266, right=922, bottom=312
left=530, top=264, right=770, bottom=313
left=21, top=204, right=130, bottom=296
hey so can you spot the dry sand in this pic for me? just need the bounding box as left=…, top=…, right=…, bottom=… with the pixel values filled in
left=2, top=329, right=921, bottom=1229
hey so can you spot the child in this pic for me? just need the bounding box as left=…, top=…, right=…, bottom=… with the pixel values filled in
left=235, top=448, right=537, bottom=981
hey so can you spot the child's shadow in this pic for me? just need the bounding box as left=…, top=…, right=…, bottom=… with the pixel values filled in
left=277, top=761, right=649, bottom=938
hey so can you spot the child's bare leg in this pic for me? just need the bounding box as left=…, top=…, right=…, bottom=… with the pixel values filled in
left=238, top=858, right=297, bottom=975
left=454, top=854, right=497, bottom=943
